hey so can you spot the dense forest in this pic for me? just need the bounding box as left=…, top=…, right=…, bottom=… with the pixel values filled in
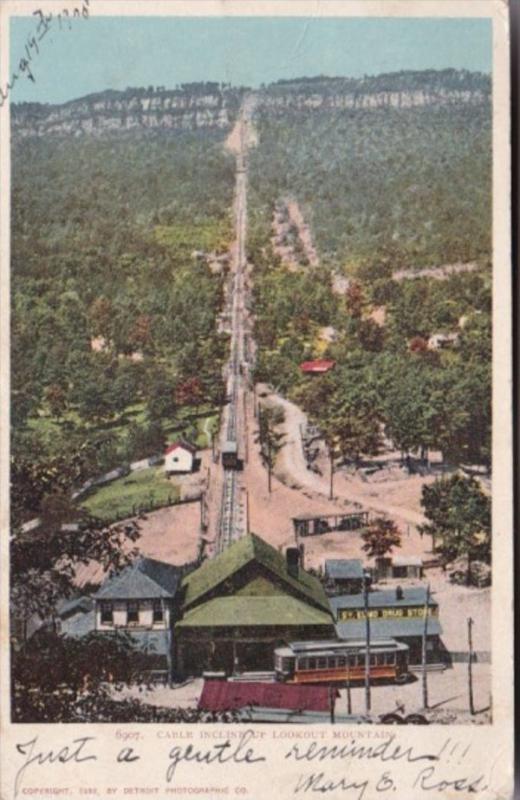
left=249, top=103, right=491, bottom=270
left=248, top=71, right=492, bottom=467
left=11, top=68, right=493, bottom=523
left=11, top=128, right=236, bottom=515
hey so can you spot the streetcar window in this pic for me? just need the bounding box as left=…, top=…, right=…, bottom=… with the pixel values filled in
left=317, top=658, right=327, bottom=669
left=308, top=658, right=317, bottom=670
left=386, top=652, right=396, bottom=665
left=337, top=657, right=346, bottom=668
left=328, top=658, right=336, bottom=669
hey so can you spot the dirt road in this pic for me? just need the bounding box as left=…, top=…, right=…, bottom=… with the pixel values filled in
left=271, top=390, right=428, bottom=529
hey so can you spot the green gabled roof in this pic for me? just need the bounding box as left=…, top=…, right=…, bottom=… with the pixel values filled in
left=182, top=533, right=330, bottom=612
left=176, top=596, right=334, bottom=628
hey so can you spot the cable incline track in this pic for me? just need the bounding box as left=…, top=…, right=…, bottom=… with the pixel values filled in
left=216, top=96, right=255, bottom=553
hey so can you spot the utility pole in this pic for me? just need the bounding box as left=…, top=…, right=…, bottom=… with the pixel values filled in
left=364, top=571, right=371, bottom=713
left=329, top=450, right=334, bottom=500
left=421, top=583, right=431, bottom=709
left=468, top=617, right=475, bottom=715
left=346, top=652, right=352, bottom=714
left=329, top=684, right=335, bottom=724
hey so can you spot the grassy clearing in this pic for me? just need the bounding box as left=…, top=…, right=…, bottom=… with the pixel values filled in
left=82, top=467, right=180, bottom=522
left=28, top=402, right=220, bottom=456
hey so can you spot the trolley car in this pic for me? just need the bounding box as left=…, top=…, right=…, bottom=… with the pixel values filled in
left=274, top=639, right=409, bottom=685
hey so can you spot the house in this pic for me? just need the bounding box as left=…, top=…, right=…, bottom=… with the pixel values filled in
left=375, top=555, right=424, bottom=580
left=324, top=559, right=367, bottom=595
left=164, top=440, right=197, bottom=474
left=299, top=359, right=336, bottom=375
left=331, top=586, right=443, bottom=665
left=175, top=533, right=335, bottom=676
left=427, top=332, right=459, bottom=350
left=93, top=556, right=184, bottom=682
left=55, top=557, right=186, bottom=683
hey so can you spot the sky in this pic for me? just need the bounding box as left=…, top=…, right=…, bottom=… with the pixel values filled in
left=9, top=16, right=492, bottom=105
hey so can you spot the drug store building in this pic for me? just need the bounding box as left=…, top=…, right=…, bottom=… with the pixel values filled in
left=175, top=533, right=336, bottom=675
left=330, top=586, right=444, bottom=665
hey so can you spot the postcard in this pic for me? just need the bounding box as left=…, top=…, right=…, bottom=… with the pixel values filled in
left=0, top=1, right=514, bottom=798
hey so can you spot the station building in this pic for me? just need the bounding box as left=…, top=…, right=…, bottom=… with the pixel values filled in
left=175, top=533, right=336, bottom=675
left=330, top=586, right=444, bottom=665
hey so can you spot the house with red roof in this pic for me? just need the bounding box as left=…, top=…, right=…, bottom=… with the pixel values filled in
left=299, top=359, right=336, bottom=375
left=164, top=439, right=197, bottom=474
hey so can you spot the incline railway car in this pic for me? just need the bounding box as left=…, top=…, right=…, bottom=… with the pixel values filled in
left=222, top=440, right=241, bottom=469
left=274, top=639, right=410, bottom=685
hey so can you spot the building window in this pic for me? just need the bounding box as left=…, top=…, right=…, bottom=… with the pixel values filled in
left=153, top=600, right=164, bottom=623
left=100, top=602, right=113, bottom=624
left=127, top=601, right=139, bottom=624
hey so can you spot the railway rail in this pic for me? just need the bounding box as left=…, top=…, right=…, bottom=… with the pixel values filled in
left=216, top=97, right=255, bottom=551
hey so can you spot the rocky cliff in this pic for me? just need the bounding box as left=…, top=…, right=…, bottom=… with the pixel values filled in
left=12, top=71, right=490, bottom=137
left=12, top=84, right=244, bottom=138
left=258, top=70, right=490, bottom=114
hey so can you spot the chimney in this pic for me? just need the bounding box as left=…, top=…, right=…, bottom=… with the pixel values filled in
left=286, top=547, right=300, bottom=578
left=396, top=585, right=404, bottom=601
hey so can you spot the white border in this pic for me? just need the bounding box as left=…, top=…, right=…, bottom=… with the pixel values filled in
left=0, top=3, right=513, bottom=799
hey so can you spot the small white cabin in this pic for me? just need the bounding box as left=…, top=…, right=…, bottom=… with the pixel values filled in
left=164, top=440, right=196, bottom=474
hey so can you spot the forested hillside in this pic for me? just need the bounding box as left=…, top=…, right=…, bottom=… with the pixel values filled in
left=11, top=128, right=235, bottom=511
left=11, top=69, right=493, bottom=525
left=250, top=100, right=491, bottom=270
left=248, top=70, right=492, bottom=468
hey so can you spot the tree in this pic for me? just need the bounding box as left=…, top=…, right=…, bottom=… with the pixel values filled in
left=88, top=296, right=114, bottom=344
left=128, top=313, right=153, bottom=352
left=382, top=361, right=438, bottom=461
left=345, top=281, right=365, bottom=318
left=10, top=450, right=140, bottom=630
left=361, top=517, right=402, bottom=558
left=123, top=420, right=165, bottom=462
left=419, top=474, right=491, bottom=585
left=145, top=368, right=177, bottom=422
left=255, top=405, right=286, bottom=493
left=44, top=384, right=68, bottom=420
left=78, top=375, right=114, bottom=422
left=12, top=629, right=241, bottom=722
left=318, top=396, right=381, bottom=499
left=175, top=377, right=204, bottom=407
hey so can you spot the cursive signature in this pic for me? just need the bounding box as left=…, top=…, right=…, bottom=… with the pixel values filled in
left=166, top=729, right=266, bottom=783
left=1, top=0, right=90, bottom=108
left=14, top=735, right=97, bottom=797
left=289, top=737, right=490, bottom=797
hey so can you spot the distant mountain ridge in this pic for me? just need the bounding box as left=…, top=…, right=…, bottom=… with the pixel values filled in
left=12, top=83, right=245, bottom=138
left=259, top=69, right=490, bottom=113
left=12, top=70, right=490, bottom=137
